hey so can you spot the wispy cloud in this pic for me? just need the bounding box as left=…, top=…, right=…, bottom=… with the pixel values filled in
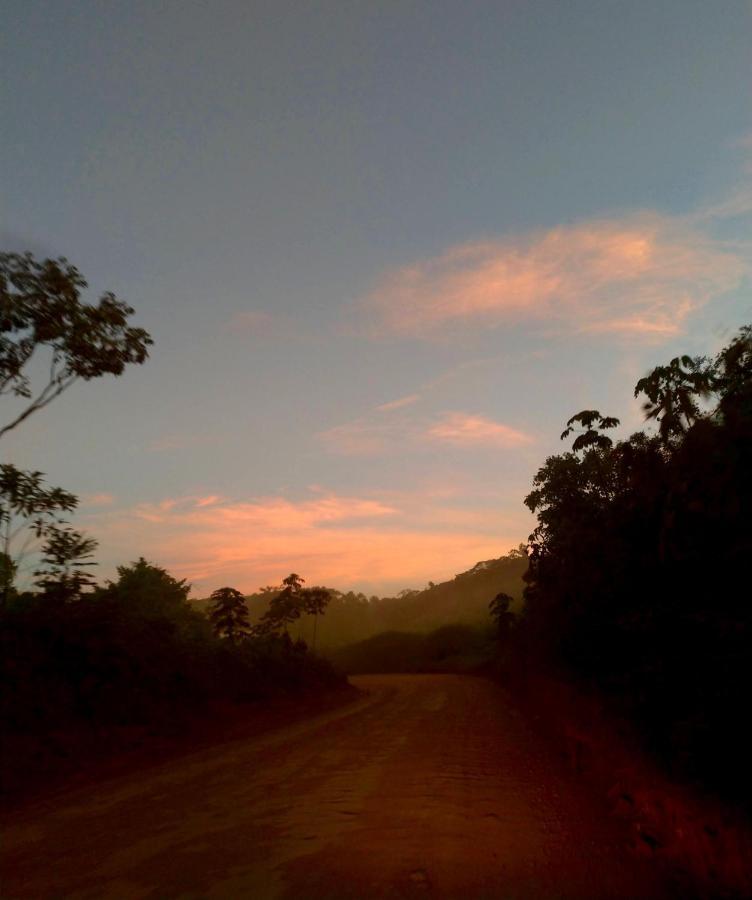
left=195, top=494, right=223, bottom=507
left=318, top=417, right=397, bottom=456
left=318, top=404, right=533, bottom=457
left=361, top=212, right=748, bottom=340
left=376, top=394, right=420, bottom=412
left=426, top=413, right=534, bottom=448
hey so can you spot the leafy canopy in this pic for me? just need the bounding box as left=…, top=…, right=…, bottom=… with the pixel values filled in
left=0, top=252, right=153, bottom=438
left=0, top=464, right=93, bottom=604
left=255, top=574, right=332, bottom=636
left=103, top=557, right=191, bottom=615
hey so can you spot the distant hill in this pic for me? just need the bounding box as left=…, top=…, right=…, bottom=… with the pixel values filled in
left=192, top=546, right=528, bottom=651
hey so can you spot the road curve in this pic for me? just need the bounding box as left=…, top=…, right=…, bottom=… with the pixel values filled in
left=2, top=674, right=678, bottom=899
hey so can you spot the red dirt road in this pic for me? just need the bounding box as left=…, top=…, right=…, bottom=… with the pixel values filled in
left=2, top=675, right=680, bottom=899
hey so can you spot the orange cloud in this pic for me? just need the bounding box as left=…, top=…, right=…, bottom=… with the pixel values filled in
left=130, top=493, right=397, bottom=530
left=362, top=214, right=747, bottom=339
left=85, top=489, right=532, bottom=596
left=426, top=413, right=534, bottom=448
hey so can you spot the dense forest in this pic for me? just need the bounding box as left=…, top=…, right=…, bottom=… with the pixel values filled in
left=513, top=325, right=752, bottom=814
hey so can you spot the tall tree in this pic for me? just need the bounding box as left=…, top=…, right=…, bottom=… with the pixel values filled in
left=302, top=586, right=332, bottom=651
left=257, top=573, right=306, bottom=635
left=254, top=575, right=331, bottom=646
left=0, top=252, right=153, bottom=439
left=208, top=587, right=251, bottom=643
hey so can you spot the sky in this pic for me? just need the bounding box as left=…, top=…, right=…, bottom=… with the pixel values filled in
left=2, top=0, right=751, bottom=596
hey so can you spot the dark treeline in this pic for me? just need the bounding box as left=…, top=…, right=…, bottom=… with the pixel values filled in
left=1, top=561, right=341, bottom=736
left=512, top=326, right=752, bottom=813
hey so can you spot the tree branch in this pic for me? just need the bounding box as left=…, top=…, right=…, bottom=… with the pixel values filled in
left=0, top=374, right=77, bottom=440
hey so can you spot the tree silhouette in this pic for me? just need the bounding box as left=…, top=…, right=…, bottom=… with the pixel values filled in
left=282, top=573, right=304, bottom=592
left=0, top=252, right=153, bottom=439
left=711, top=324, right=752, bottom=425
left=634, top=354, right=712, bottom=444
left=34, top=526, right=98, bottom=602
left=0, top=464, right=85, bottom=605
left=256, top=573, right=305, bottom=636
left=208, top=587, right=251, bottom=643
left=103, top=557, right=191, bottom=616
left=560, top=410, right=620, bottom=451
left=302, top=586, right=332, bottom=651
left=253, top=575, right=332, bottom=647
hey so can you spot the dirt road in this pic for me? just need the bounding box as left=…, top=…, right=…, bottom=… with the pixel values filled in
left=2, top=675, right=679, bottom=899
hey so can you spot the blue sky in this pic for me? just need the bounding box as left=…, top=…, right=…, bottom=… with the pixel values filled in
left=2, top=1, right=751, bottom=594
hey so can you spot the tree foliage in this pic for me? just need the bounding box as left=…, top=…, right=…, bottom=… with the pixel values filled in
left=254, top=574, right=332, bottom=648
left=633, top=354, right=712, bottom=444
left=520, top=324, right=752, bottom=809
left=0, top=464, right=94, bottom=605
left=34, top=526, right=98, bottom=602
left=0, top=252, right=153, bottom=438
left=93, top=557, right=211, bottom=642
left=208, top=586, right=251, bottom=643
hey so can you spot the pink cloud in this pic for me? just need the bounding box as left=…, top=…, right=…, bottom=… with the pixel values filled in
left=362, top=214, right=747, bottom=339
left=426, top=413, right=534, bottom=448
left=85, top=489, right=533, bottom=596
